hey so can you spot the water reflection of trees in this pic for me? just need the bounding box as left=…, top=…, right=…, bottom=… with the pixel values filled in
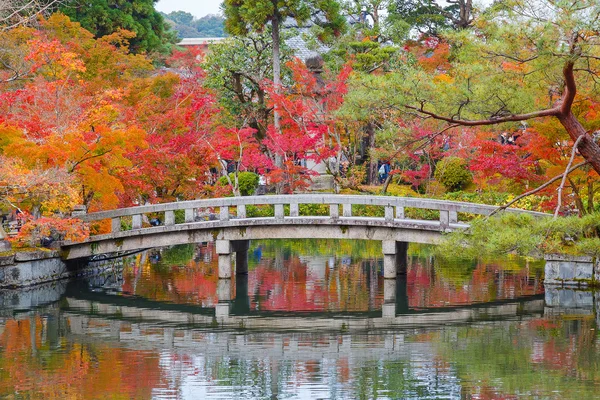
left=408, top=255, right=544, bottom=309
left=118, top=241, right=544, bottom=312
left=1, top=309, right=598, bottom=398
left=0, top=315, right=163, bottom=398
left=435, top=316, right=600, bottom=398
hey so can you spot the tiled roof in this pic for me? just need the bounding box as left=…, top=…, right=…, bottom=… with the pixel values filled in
left=177, top=37, right=226, bottom=46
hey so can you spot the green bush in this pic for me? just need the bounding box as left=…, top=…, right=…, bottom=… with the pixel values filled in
left=174, top=209, right=186, bottom=224
left=434, top=157, right=472, bottom=192
left=384, top=184, right=420, bottom=197
left=299, top=203, right=329, bottom=216
left=352, top=204, right=385, bottom=217
left=443, top=191, right=510, bottom=205
left=246, top=204, right=274, bottom=217
left=218, top=172, right=259, bottom=196
left=437, top=212, right=600, bottom=259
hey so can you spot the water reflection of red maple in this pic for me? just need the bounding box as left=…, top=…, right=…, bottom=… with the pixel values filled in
left=0, top=317, right=164, bottom=398
left=120, top=246, right=543, bottom=312
left=407, top=260, right=543, bottom=309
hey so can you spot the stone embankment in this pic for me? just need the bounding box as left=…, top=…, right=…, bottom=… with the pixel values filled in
left=0, top=249, right=120, bottom=288
left=544, top=254, right=599, bottom=288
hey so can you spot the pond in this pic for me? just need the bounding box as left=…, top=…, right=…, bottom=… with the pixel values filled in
left=0, top=239, right=598, bottom=399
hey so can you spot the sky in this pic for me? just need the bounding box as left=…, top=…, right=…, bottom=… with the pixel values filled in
left=156, top=0, right=222, bottom=19
left=155, top=0, right=494, bottom=20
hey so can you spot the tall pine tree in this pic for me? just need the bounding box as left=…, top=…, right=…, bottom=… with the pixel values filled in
left=61, top=0, right=176, bottom=54
left=223, top=0, right=346, bottom=133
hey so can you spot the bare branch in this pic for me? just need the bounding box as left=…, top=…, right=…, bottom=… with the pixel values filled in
left=554, top=134, right=584, bottom=218
left=0, top=0, right=63, bottom=31
left=489, top=161, right=589, bottom=217
left=404, top=104, right=559, bottom=126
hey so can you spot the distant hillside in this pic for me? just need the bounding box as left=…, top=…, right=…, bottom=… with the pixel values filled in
left=161, top=11, right=225, bottom=38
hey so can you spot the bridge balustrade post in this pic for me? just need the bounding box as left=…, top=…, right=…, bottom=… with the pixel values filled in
left=290, top=203, right=299, bottom=217
left=220, top=206, right=230, bottom=221
left=449, top=210, right=458, bottom=223
left=275, top=204, right=284, bottom=220
left=439, top=210, right=450, bottom=231
left=330, top=204, right=339, bottom=219
left=396, top=206, right=405, bottom=219
left=385, top=206, right=394, bottom=222
left=111, top=217, right=121, bottom=233
left=164, top=210, right=175, bottom=226
left=237, top=204, right=246, bottom=219
left=185, top=208, right=194, bottom=223
left=132, top=214, right=142, bottom=230
left=342, top=203, right=352, bottom=217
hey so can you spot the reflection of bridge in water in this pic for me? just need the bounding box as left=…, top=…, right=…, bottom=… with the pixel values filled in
left=0, top=284, right=593, bottom=364
left=53, top=283, right=547, bottom=368
left=61, top=276, right=545, bottom=331
left=62, top=195, right=546, bottom=280
left=1, top=273, right=594, bottom=368
left=0, top=282, right=596, bottom=399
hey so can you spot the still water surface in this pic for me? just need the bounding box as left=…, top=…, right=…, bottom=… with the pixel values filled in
left=0, top=240, right=599, bottom=399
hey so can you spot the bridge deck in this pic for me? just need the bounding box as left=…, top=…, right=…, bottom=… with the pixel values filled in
left=61, top=195, right=547, bottom=260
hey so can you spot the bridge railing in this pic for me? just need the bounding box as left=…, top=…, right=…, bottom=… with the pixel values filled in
left=77, top=195, right=548, bottom=236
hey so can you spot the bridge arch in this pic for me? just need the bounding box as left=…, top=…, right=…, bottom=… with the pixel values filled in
left=61, top=195, right=547, bottom=276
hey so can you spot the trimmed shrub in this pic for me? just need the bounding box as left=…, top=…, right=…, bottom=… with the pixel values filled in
left=434, top=157, right=472, bottom=192
left=218, top=172, right=260, bottom=196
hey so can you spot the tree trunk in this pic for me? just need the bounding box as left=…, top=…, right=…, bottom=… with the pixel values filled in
left=557, top=111, right=600, bottom=176
left=272, top=15, right=281, bottom=133
left=272, top=15, right=284, bottom=193
left=588, top=179, right=594, bottom=214
left=567, top=177, right=585, bottom=216
left=382, top=174, right=392, bottom=194
left=366, top=122, right=377, bottom=184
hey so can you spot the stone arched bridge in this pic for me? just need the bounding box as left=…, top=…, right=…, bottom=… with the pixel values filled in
left=61, top=195, right=546, bottom=278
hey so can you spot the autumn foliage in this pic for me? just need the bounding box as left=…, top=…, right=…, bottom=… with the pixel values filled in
left=9, top=215, right=89, bottom=247
left=3, top=5, right=600, bottom=249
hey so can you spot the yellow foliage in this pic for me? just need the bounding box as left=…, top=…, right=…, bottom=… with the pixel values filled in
left=0, top=156, right=80, bottom=214
left=434, top=73, right=454, bottom=84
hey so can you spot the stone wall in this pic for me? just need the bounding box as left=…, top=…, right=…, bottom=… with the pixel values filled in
left=544, top=254, right=599, bottom=287
left=0, top=250, right=121, bottom=288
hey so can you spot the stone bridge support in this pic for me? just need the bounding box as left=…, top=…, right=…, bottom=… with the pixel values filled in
left=382, top=279, right=397, bottom=318
left=215, top=278, right=232, bottom=319
left=216, top=239, right=250, bottom=279
left=382, top=241, right=408, bottom=279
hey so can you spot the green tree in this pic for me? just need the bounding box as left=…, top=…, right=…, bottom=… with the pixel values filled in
left=203, top=31, right=291, bottom=138
left=166, top=10, right=194, bottom=25
left=326, top=1, right=407, bottom=185
left=194, top=15, right=225, bottom=37
left=60, top=0, right=176, bottom=53
left=388, top=0, right=474, bottom=35
left=347, top=0, right=600, bottom=178
left=222, top=0, right=346, bottom=131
